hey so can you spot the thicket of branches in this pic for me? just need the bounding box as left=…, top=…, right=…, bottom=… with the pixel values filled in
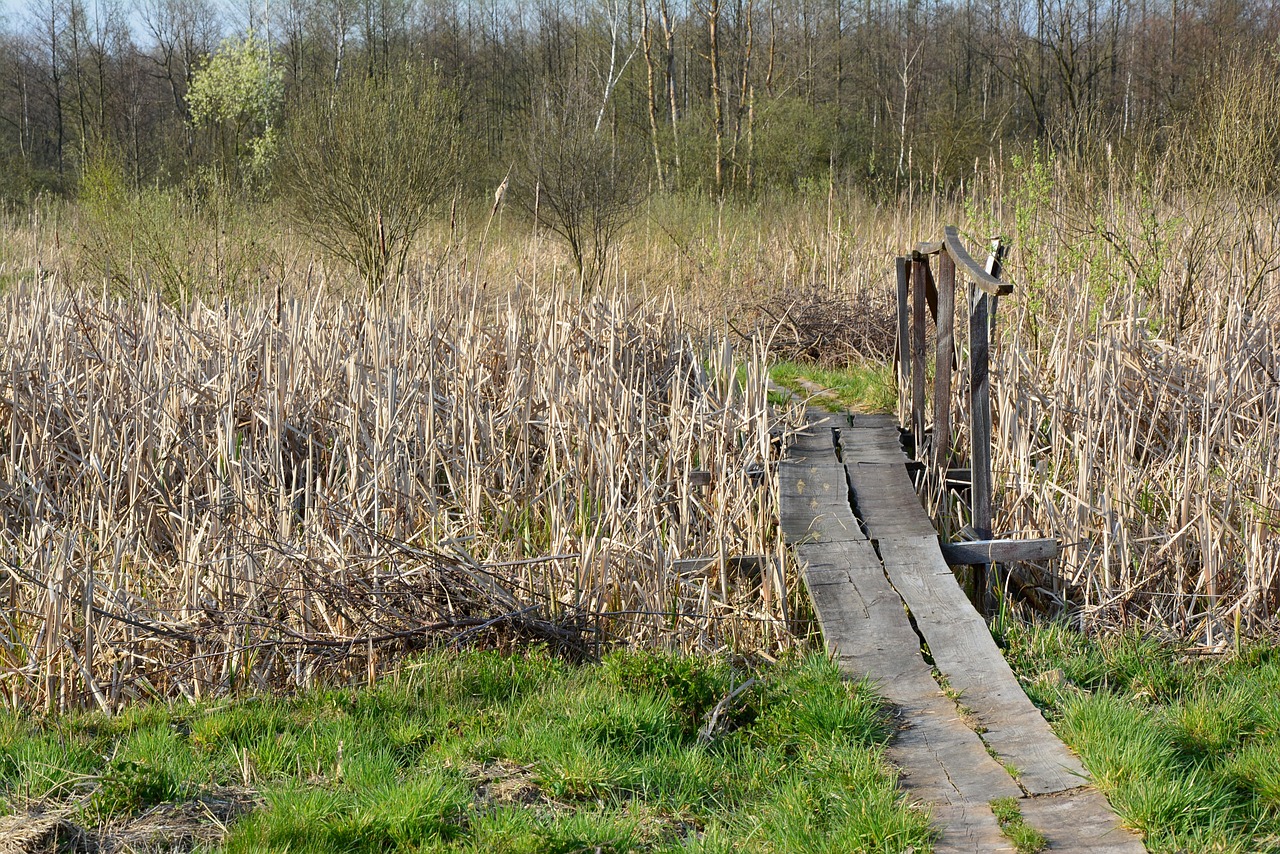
left=0, top=0, right=1277, bottom=205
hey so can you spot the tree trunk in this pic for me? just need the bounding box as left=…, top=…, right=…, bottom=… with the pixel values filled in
left=659, top=0, right=681, bottom=186
left=707, top=0, right=724, bottom=193
left=642, top=2, right=666, bottom=188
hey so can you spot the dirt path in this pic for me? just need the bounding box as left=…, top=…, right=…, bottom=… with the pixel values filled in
left=780, top=408, right=1146, bottom=852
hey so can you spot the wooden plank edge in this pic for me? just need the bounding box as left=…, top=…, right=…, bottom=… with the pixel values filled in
left=940, top=538, right=1059, bottom=566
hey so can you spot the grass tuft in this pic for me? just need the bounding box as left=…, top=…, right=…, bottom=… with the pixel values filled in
left=1001, top=618, right=1280, bottom=852
left=990, top=797, right=1047, bottom=853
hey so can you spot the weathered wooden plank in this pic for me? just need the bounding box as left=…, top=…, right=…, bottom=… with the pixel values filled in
left=837, top=435, right=905, bottom=453
left=837, top=425, right=902, bottom=440
left=834, top=432, right=904, bottom=452
left=888, top=692, right=1023, bottom=852
left=845, top=461, right=938, bottom=539
left=876, top=534, right=1087, bottom=796
left=795, top=541, right=1024, bottom=852
left=778, top=460, right=847, bottom=498
left=779, top=441, right=865, bottom=542
left=787, top=428, right=837, bottom=462
left=928, top=804, right=1016, bottom=854
left=778, top=456, right=864, bottom=545
left=672, top=555, right=769, bottom=576
left=795, top=540, right=920, bottom=670
left=843, top=456, right=1087, bottom=795
left=1017, top=789, right=1146, bottom=852
left=838, top=440, right=909, bottom=465
left=848, top=412, right=900, bottom=430
left=779, top=507, right=865, bottom=544
left=940, top=538, right=1059, bottom=566
left=889, top=696, right=1025, bottom=804
left=789, top=496, right=1024, bottom=852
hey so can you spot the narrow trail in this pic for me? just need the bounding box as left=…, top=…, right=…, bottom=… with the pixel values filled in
left=780, top=408, right=1145, bottom=853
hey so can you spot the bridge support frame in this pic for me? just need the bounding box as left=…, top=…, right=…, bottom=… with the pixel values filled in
left=896, top=229, right=1029, bottom=616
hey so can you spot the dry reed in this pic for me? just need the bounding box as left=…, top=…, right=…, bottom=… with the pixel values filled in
left=931, top=157, right=1280, bottom=643
left=0, top=277, right=798, bottom=713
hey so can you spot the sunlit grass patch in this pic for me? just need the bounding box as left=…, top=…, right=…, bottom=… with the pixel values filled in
left=1000, top=618, right=1280, bottom=852
left=770, top=360, right=896, bottom=413
left=0, top=649, right=932, bottom=852
left=990, top=797, right=1047, bottom=853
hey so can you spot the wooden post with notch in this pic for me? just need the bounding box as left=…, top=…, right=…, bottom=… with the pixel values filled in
left=910, top=257, right=927, bottom=458
left=932, top=251, right=956, bottom=471
left=895, top=257, right=910, bottom=428
left=969, top=281, right=993, bottom=613
left=969, top=237, right=1006, bottom=615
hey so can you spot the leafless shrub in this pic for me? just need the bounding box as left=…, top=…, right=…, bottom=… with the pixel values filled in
left=277, top=68, right=463, bottom=289
left=733, top=283, right=896, bottom=365
left=512, top=81, right=649, bottom=293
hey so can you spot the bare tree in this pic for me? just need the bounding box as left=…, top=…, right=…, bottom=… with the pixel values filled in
left=278, top=67, right=463, bottom=288
left=515, top=79, right=649, bottom=293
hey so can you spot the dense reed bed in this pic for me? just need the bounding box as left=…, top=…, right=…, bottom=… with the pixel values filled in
left=4, top=160, right=1278, bottom=714
left=937, top=160, right=1280, bottom=643
left=0, top=279, right=795, bottom=713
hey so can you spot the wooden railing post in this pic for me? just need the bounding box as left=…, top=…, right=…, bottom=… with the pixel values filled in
left=895, top=257, right=910, bottom=428
left=969, top=282, right=994, bottom=614
left=932, top=251, right=956, bottom=471
left=910, top=257, right=928, bottom=458
left=969, top=237, right=1006, bottom=616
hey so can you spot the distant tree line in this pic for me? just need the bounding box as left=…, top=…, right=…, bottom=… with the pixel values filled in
left=0, top=0, right=1277, bottom=203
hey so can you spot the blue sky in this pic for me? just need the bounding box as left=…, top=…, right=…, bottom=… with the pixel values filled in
left=0, top=1, right=244, bottom=42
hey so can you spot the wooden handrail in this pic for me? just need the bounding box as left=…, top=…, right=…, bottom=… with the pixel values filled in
left=944, top=227, right=1011, bottom=295
left=914, top=227, right=1011, bottom=296
left=893, top=225, right=1026, bottom=616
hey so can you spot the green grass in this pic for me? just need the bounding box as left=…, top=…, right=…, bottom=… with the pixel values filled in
left=997, top=618, right=1280, bottom=853
left=0, top=649, right=932, bottom=853
left=769, top=360, right=896, bottom=413
left=990, top=797, right=1047, bottom=853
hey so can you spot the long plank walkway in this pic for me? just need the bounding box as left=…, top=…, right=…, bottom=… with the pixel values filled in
left=781, top=408, right=1146, bottom=852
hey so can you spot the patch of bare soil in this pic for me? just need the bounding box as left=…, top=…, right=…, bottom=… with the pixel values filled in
left=467, top=760, right=545, bottom=808
left=0, top=788, right=257, bottom=854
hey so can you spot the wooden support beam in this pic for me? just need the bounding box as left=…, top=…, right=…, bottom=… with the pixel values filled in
left=967, top=238, right=1006, bottom=614
left=969, top=282, right=994, bottom=613
left=672, top=555, right=769, bottom=576
left=940, top=538, right=1059, bottom=567
left=944, top=226, right=1012, bottom=295
left=895, top=257, right=910, bottom=428
left=910, top=258, right=927, bottom=456
left=932, top=251, right=956, bottom=471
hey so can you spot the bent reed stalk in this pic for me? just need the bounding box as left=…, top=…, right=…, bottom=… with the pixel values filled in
left=0, top=280, right=796, bottom=714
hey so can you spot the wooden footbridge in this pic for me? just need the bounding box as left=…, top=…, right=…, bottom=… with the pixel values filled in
left=779, top=230, right=1146, bottom=851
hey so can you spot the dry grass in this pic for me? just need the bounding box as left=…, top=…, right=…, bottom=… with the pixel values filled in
left=6, top=146, right=1280, bottom=716
left=928, top=155, right=1280, bottom=642
left=0, top=272, right=803, bottom=713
